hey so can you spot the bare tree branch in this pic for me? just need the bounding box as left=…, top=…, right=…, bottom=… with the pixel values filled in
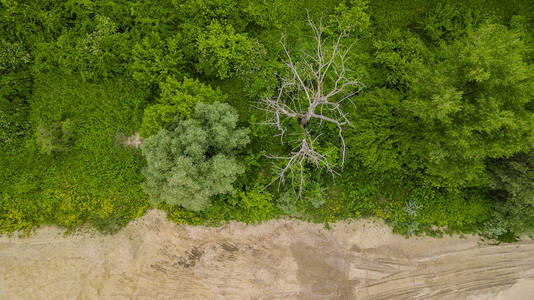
left=260, top=13, right=365, bottom=196
left=265, top=137, right=338, bottom=197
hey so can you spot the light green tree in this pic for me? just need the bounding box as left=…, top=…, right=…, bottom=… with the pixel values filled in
left=196, top=20, right=253, bottom=79
left=141, top=102, right=249, bottom=211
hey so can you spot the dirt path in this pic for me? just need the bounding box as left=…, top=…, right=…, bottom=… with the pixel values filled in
left=1, top=210, right=533, bottom=299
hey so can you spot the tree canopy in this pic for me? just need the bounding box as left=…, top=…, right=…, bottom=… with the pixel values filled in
left=141, top=102, right=249, bottom=211
left=0, top=0, right=533, bottom=240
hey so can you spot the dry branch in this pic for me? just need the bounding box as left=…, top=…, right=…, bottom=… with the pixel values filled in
left=261, top=14, right=365, bottom=196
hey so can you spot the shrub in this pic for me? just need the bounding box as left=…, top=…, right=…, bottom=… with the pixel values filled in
left=35, top=119, right=75, bottom=154
left=196, top=20, right=253, bottom=79
left=485, top=151, right=534, bottom=239
left=277, top=190, right=299, bottom=216
left=0, top=75, right=149, bottom=233
left=225, top=184, right=279, bottom=222
left=305, top=182, right=326, bottom=208
left=140, top=77, right=226, bottom=137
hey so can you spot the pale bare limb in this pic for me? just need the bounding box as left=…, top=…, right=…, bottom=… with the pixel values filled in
left=265, top=137, right=338, bottom=197
left=260, top=14, right=365, bottom=195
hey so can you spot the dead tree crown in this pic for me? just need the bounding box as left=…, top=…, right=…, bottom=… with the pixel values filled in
left=260, top=14, right=365, bottom=196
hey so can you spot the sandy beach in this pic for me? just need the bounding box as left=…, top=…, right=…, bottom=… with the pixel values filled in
left=1, top=209, right=533, bottom=299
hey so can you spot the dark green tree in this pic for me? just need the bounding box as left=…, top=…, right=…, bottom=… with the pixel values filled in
left=485, top=151, right=534, bottom=239
left=406, top=23, right=534, bottom=187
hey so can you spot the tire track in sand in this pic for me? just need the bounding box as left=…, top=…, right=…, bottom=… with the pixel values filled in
left=0, top=210, right=533, bottom=299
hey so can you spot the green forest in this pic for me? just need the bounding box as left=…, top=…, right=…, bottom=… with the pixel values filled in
left=1, top=0, right=533, bottom=241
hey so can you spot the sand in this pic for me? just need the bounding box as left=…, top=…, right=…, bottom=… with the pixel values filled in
left=1, top=209, right=533, bottom=299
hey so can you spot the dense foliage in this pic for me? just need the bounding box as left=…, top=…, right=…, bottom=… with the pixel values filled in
left=485, top=151, right=534, bottom=239
left=141, top=101, right=249, bottom=211
left=1, top=0, right=533, bottom=240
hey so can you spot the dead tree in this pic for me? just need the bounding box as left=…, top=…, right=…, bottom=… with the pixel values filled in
left=260, top=15, right=365, bottom=196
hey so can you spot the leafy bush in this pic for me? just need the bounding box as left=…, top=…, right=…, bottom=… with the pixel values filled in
left=32, top=14, right=131, bottom=82
left=197, top=20, right=254, bottom=79
left=35, top=119, right=75, bottom=154
left=0, top=74, right=149, bottom=233
left=141, top=101, right=249, bottom=211
left=277, top=190, right=299, bottom=216
left=225, top=184, right=279, bottom=222
left=329, top=0, right=370, bottom=33
left=0, top=40, right=31, bottom=71
left=306, top=183, right=326, bottom=208
left=0, top=109, right=27, bottom=144
left=140, top=77, right=226, bottom=137
left=485, top=151, right=534, bottom=239
left=0, top=40, right=32, bottom=144
left=131, top=33, right=185, bottom=88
